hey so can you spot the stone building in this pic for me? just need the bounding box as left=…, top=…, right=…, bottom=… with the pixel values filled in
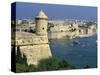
left=35, top=10, right=48, bottom=36
left=48, top=22, right=80, bottom=39
left=48, top=21, right=97, bottom=39
left=11, top=10, right=52, bottom=65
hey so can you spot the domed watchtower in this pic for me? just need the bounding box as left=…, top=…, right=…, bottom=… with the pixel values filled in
left=35, top=10, right=48, bottom=35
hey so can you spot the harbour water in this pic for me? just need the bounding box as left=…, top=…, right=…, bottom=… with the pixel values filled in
left=49, top=34, right=97, bottom=69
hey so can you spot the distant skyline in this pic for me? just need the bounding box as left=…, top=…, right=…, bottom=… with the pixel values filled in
left=12, top=2, right=97, bottom=21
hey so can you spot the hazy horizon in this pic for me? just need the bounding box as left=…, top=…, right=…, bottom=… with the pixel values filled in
left=12, top=2, right=97, bottom=22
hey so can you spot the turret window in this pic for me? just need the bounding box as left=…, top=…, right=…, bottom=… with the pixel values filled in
left=42, top=28, right=44, bottom=30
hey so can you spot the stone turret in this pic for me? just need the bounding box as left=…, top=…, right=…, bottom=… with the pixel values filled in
left=11, top=10, right=52, bottom=66
left=35, top=10, right=48, bottom=35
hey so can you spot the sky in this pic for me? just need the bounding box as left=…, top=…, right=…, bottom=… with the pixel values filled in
left=12, top=2, right=97, bottom=21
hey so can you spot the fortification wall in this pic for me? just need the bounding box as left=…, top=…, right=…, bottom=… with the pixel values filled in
left=12, top=31, right=52, bottom=65
left=19, top=44, right=52, bottom=65
left=12, top=32, right=48, bottom=46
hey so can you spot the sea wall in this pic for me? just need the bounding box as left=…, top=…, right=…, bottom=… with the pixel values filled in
left=11, top=32, right=52, bottom=65
left=19, top=44, right=52, bottom=65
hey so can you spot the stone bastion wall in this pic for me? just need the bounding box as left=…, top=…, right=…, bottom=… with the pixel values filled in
left=11, top=31, right=52, bottom=65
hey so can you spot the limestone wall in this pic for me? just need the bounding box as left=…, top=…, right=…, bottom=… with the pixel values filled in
left=48, top=24, right=97, bottom=39
left=11, top=32, right=48, bottom=46
left=19, top=44, right=52, bottom=65
left=11, top=31, right=52, bottom=65
left=48, top=30, right=79, bottom=39
left=35, top=19, right=48, bottom=35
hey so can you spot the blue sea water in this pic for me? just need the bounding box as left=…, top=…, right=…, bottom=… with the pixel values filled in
left=49, top=35, right=97, bottom=69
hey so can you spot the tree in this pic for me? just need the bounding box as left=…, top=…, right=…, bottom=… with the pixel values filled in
left=23, top=54, right=27, bottom=65
left=58, top=60, right=68, bottom=69
left=16, top=63, right=28, bottom=73
left=16, top=46, right=23, bottom=63
left=37, top=57, right=58, bottom=71
left=16, top=46, right=27, bottom=65
left=58, top=60, right=75, bottom=70
left=27, top=65, right=37, bottom=72
left=16, top=46, right=28, bottom=72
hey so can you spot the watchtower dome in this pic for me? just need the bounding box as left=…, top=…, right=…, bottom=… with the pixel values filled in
left=35, top=10, right=48, bottom=35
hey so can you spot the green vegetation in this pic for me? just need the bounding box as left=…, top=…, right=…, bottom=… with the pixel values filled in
left=15, top=47, right=76, bottom=72
left=37, top=57, right=59, bottom=71
left=58, top=60, right=75, bottom=69
left=14, top=47, right=93, bottom=72
left=16, top=57, right=76, bottom=72
left=16, top=46, right=27, bottom=65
